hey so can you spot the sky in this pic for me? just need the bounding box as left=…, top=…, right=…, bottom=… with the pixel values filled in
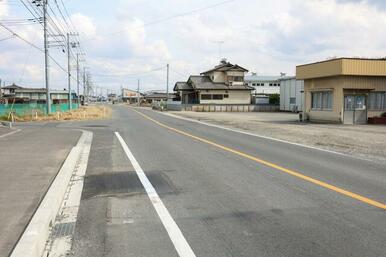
left=1, top=0, right=386, bottom=94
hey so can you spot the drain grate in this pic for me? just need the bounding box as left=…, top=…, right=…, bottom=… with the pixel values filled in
left=52, top=222, right=76, bottom=238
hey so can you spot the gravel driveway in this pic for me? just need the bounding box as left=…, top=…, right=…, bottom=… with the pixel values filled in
left=170, top=111, right=386, bottom=164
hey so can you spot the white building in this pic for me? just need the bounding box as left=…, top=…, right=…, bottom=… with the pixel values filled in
left=244, top=74, right=282, bottom=95
left=279, top=77, right=304, bottom=112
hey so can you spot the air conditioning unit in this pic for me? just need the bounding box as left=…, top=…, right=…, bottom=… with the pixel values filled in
left=292, top=105, right=299, bottom=113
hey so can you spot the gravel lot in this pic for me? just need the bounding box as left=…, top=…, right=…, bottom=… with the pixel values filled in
left=170, top=111, right=386, bottom=164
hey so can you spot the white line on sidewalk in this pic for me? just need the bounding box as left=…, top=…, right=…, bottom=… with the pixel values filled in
left=0, top=129, right=21, bottom=139
left=115, top=132, right=196, bottom=257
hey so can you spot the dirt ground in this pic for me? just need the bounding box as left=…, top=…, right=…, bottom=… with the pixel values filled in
left=6, top=105, right=112, bottom=122
left=170, top=111, right=386, bottom=164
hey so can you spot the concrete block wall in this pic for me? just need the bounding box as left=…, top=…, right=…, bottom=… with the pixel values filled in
left=177, top=104, right=279, bottom=112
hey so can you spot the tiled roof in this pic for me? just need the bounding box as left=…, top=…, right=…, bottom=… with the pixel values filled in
left=201, top=62, right=248, bottom=74
left=189, top=76, right=254, bottom=90
left=174, top=82, right=193, bottom=91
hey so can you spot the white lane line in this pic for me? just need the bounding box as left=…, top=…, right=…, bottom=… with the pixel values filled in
left=0, top=129, right=21, bottom=138
left=115, top=132, right=196, bottom=257
left=159, top=112, right=373, bottom=162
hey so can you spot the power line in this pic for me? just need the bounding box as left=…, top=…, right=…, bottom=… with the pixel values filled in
left=92, top=66, right=167, bottom=78
left=83, top=0, right=235, bottom=42
left=0, top=35, right=15, bottom=42
left=0, top=21, right=75, bottom=78
left=18, top=0, right=66, bottom=49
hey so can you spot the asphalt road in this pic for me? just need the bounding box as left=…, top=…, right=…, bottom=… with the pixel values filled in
left=68, top=106, right=385, bottom=257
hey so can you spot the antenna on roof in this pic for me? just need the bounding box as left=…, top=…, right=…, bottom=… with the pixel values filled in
left=220, top=58, right=228, bottom=64
left=212, top=40, right=225, bottom=61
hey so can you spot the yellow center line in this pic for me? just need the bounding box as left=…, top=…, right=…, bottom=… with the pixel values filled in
left=132, top=108, right=386, bottom=210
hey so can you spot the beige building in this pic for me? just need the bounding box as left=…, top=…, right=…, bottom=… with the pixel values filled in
left=121, top=88, right=141, bottom=103
left=297, top=58, right=386, bottom=124
left=174, top=60, right=254, bottom=105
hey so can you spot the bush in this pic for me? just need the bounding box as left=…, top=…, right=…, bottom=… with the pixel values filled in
left=381, top=112, right=386, bottom=118
left=269, top=94, right=280, bottom=105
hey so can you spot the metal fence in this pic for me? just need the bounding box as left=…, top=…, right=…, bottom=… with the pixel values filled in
left=0, top=103, right=79, bottom=117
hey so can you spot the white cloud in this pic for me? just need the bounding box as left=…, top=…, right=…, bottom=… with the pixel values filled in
left=0, top=0, right=9, bottom=17
left=70, top=13, right=97, bottom=37
left=3, top=0, right=386, bottom=91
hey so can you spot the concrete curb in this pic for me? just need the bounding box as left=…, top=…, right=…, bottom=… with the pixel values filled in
left=0, top=121, right=12, bottom=128
left=10, top=131, right=89, bottom=257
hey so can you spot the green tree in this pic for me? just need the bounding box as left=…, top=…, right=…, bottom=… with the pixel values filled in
left=269, top=94, right=280, bottom=105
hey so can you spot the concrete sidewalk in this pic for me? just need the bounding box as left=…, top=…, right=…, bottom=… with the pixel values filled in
left=0, top=126, right=81, bottom=257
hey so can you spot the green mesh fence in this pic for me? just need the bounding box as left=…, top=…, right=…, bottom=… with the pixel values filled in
left=0, top=103, right=79, bottom=117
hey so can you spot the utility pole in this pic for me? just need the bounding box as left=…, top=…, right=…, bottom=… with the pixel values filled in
left=83, top=67, right=86, bottom=105
left=43, top=0, right=51, bottom=114
left=137, top=79, right=140, bottom=107
left=213, top=41, right=224, bottom=60
left=87, top=73, right=91, bottom=103
left=76, top=53, right=80, bottom=106
left=67, top=33, right=72, bottom=110
left=166, top=63, right=169, bottom=102
left=67, top=32, right=79, bottom=109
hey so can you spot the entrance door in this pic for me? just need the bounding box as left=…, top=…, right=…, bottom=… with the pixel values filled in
left=344, top=95, right=367, bottom=124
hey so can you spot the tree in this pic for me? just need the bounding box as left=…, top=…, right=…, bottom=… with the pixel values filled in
left=269, top=94, right=280, bottom=105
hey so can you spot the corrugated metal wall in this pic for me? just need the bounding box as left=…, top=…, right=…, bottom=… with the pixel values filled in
left=297, top=58, right=386, bottom=80
left=280, top=78, right=304, bottom=112
left=297, top=59, right=343, bottom=79
left=342, top=59, right=386, bottom=76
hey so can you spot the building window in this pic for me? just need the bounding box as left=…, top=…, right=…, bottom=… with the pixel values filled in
left=201, top=94, right=226, bottom=100
left=201, top=94, right=212, bottom=100
left=269, top=83, right=273, bottom=87
left=233, top=76, right=244, bottom=82
left=312, top=91, right=332, bottom=110
left=369, top=92, right=386, bottom=110
left=212, top=94, right=224, bottom=100
left=290, top=97, right=296, bottom=104
left=252, top=83, right=256, bottom=86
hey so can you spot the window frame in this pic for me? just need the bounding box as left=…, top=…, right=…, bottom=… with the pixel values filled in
left=201, top=94, right=212, bottom=100
left=212, top=94, right=224, bottom=100
left=368, top=91, right=386, bottom=110
left=311, top=91, right=333, bottom=111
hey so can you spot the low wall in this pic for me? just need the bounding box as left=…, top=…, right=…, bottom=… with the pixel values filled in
left=166, top=102, right=182, bottom=111
left=170, top=104, right=279, bottom=112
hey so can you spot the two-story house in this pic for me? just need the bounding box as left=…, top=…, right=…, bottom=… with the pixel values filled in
left=174, top=60, right=254, bottom=104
